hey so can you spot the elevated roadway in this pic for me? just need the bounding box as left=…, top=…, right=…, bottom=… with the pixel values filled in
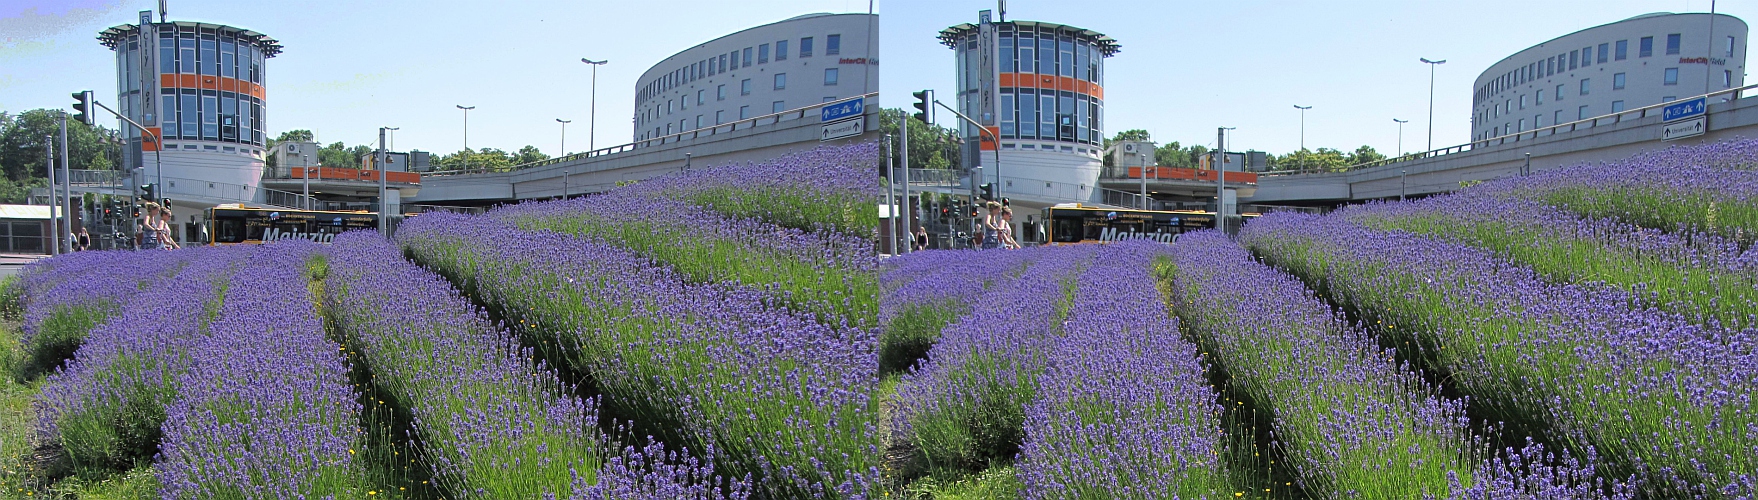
left=1247, top=86, right=1758, bottom=206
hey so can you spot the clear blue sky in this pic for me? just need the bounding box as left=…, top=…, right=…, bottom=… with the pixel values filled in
left=1, top=0, right=877, bottom=156
left=882, top=0, right=1756, bottom=156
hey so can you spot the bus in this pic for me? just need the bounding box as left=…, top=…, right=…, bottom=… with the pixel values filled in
left=205, top=204, right=379, bottom=244
left=1041, top=204, right=1256, bottom=245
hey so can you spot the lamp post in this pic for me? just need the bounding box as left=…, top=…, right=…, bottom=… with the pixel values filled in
left=556, top=119, right=571, bottom=155
left=1393, top=118, right=1408, bottom=157
left=456, top=104, right=474, bottom=151
left=581, top=58, right=608, bottom=152
left=1421, top=57, right=1446, bottom=152
left=301, top=154, right=311, bottom=210
left=1292, top=105, right=1312, bottom=151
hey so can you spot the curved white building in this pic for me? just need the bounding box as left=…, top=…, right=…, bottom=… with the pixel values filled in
left=1473, top=12, right=1746, bottom=141
left=939, top=11, right=1117, bottom=205
left=633, top=13, right=877, bottom=141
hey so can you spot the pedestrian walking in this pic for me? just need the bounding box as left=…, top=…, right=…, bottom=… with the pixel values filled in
left=913, top=225, right=929, bottom=251
left=156, top=205, right=181, bottom=250
left=137, top=202, right=164, bottom=250
left=1000, top=207, right=1021, bottom=250
left=980, top=201, right=1003, bottom=250
left=74, top=228, right=91, bottom=251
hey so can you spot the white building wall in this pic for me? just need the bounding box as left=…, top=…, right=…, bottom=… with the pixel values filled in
left=1472, top=12, right=1747, bottom=141
left=632, top=13, right=878, bottom=142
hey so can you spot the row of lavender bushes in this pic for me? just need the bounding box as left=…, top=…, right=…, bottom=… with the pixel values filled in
left=1240, top=212, right=1756, bottom=497
left=878, top=248, right=1039, bottom=375
left=396, top=213, right=879, bottom=498
left=490, top=144, right=878, bottom=329
left=323, top=232, right=743, bottom=498
left=12, top=250, right=185, bottom=380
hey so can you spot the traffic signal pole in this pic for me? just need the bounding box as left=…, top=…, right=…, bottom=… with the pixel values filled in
left=89, top=99, right=163, bottom=202
left=44, top=135, right=57, bottom=256
left=58, top=112, right=72, bottom=253
left=931, top=100, right=1002, bottom=203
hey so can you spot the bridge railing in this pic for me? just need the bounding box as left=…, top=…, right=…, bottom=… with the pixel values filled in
left=423, top=92, right=880, bottom=177
left=904, top=168, right=964, bottom=187
left=1262, top=83, right=1757, bottom=177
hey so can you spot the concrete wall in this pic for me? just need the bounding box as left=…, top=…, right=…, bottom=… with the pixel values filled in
left=407, top=104, right=880, bottom=205
left=1248, top=93, right=1758, bottom=205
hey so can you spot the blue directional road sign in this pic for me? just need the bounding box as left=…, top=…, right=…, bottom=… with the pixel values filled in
left=821, top=97, right=864, bottom=123
left=1662, top=97, right=1706, bottom=122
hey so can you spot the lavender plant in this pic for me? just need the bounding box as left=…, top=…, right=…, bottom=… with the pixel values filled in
left=890, top=245, right=1094, bottom=477
left=397, top=213, right=877, bottom=499
left=36, top=247, right=243, bottom=477
left=1016, top=240, right=1230, bottom=499
left=879, top=249, right=1038, bottom=374
left=1342, top=193, right=1758, bottom=330
left=13, top=250, right=185, bottom=379
left=1241, top=212, right=1754, bottom=497
left=607, top=143, right=880, bottom=236
left=155, top=241, right=367, bottom=497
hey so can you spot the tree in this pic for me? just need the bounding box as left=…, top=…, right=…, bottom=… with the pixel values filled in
left=0, top=109, right=119, bottom=203
left=1345, top=145, right=1386, bottom=166
left=512, top=145, right=549, bottom=166
left=876, top=108, right=962, bottom=173
left=275, top=130, right=315, bottom=143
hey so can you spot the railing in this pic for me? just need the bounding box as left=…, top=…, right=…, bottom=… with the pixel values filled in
left=1263, top=83, right=1755, bottom=177
left=1101, top=166, right=1259, bottom=184
left=904, top=168, right=964, bottom=186
left=66, top=169, right=127, bottom=186
left=423, top=92, right=879, bottom=177
left=267, top=165, right=420, bottom=184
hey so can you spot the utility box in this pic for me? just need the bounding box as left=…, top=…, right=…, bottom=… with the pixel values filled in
left=1108, top=141, right=1157, bottom=168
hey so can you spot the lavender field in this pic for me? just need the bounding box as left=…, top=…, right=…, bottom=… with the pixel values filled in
left=0, top=144, right=878, bottom=499
left=879, top=138, right=1758, bottom=499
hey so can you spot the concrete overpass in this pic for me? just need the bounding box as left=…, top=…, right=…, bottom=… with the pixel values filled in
left=1246, top=85, right=1758, bottom=206
left=407, top=94, right=879, bottom=206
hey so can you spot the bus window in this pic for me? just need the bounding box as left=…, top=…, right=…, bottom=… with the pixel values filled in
left=213, top=217, right=246, bottom=243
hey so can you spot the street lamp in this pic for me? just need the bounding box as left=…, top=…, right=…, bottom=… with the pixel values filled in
left=556, top=119, right=572, bottom=155
left=1392, top=118, right=1409, bottom=157
left=1292, top=105, right=1311, bottom=151
left=456, top=105, right=475, bottom=151
left=1421, top=57, right=1446, bottom=152
left=581, top=58, right=608, bottom=152
left=301, top=153, right=311, bottom=210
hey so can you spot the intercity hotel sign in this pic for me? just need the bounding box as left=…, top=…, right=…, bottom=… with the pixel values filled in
left=1679, top=56, right=1728, bottom=65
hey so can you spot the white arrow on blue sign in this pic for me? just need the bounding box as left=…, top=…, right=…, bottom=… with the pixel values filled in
left=1662, top=97, right=1706, bottom=122
left=821, top=97, right=864, bottom=123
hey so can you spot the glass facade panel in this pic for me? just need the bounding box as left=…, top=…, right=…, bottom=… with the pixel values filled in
left=180, top=93, right=198, bottom=139
left=1018, top=35, right=1034, bottom=73
left=1037, top=37, right=1054, bottom=78
left=179, top=38, right=195, bottom=73
left=1000, top=36, right=1014, bottom=73
left=1018, top=90, right=1036, bottom=139
left=1058, top=38, right=1073, bottom=77
left=202, top=95, right=218, bottom=139
left=1000, top=92, right=1015, bottom=138
left=1039, top=94, right=1054, bottom=138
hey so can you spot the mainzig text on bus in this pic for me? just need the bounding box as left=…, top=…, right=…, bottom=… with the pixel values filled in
left=261, top=228, right=340, bottom=243
left=1099, top=227, right=1179, bottom=243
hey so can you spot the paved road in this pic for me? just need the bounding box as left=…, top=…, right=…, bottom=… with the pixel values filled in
left=0, top=254, right=48, bottom=278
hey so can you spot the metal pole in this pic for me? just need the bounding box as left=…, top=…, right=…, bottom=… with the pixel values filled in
left=899, top=132, right=910, bottom=255
left=1140, top=152, right=1147, bottom=210
left=1216, top=127, right=1226, bottom=235
left=583, top=58, right=608, bottom=152
left=59, top=112, right=72, bottom=253
left=900, top=115, right=912, bottom=249
left=563, top=171, right=569, bottom=198
left=885, top=134, right=897, bottom=255
left=1400, top=169, right=1407, bottom=201
left=378, top=127, right=388, bottom=236
left=302, top=154, right=310, bottom=210
left=44, top=135, right=58, bottom=256
left=932, top=100, right=1000, bottom=201
left=1421, top=58, right=1447, bottom=152
left=557, top=118, right=571, bottom=155
left=1707, top=0, right=1717, bottom=96
left=1393, top=118, right=1408, bottom=157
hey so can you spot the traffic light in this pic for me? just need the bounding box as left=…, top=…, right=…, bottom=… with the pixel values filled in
left=911, top=90, right=933, bottom=125
left=1001, top=197, right=1010, bottom=208
left=140, top=183, right=157, bottom=202
left=71, top=90, right=95, bottom=126
left=129, top=201, right=140, bottom=218
left=979, top=183, right=994, bottom=201
left=969, top=205, right=979, bottom=218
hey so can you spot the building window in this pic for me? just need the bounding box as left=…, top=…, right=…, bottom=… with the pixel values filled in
left=1597, top=43, right=1608, bottom=63
left=1613, top=73, right=1625, bottom=90
left=715, top=110, right=724, bottom=125
left=759, top=43, right=769, bottom=64
left=741, top=78, right=751, bottom=95
left=824, top=68, right=839, bottom=85
left=1666, top=34, right=1681, bottom=55
left=772, top=101, right=785, bottom=113
left=1663, top=96, right=1676, bottom=102
left=720, top=54, right=728, bottom=72
left=1582, top=46, right=1593, bottom=67
left=776, top=39, right=788, bottom=60
left=1578, top=105, right=1589, bottom=120
left=667, top=99, right=674, bottom=114
left=1518, top=118, right=1525, bottom=132
left=1534, top=114, right=1543, bottom=128
left=697, top=89, right=705, bottom=105
left=717, top=85, right=726, bottom=100
left=742, top=47, right=752, bottom=67
left=826, top=34, right=841, bottom=55
left=1555, top=110, right=1564, bottom=123
left=1519, top=95, right=1527, bottom=109
left=695, top=115, right=703, bottom=128
left=1536, top=89, right=1545, bottom=105
left=774, top=73, right=786, bottom=90
left=1640, top=36, right=1653, bottom=57
left=824, top=96, right=837, bottom=102
left=1555, top=84, right=1565, bottom=101
left=729, top=51, right=739, bottom=70
left=1726, top=69, right=1735, bottom=87
left=1579, top=78, right=1589, bottom=95
left=739, top=105, right=749, bottom=119
left=800, top=37, right=814, bottom=57
left=665, top=123, right=672, bottom=135
left=1616, top=39, right=1628, bottom=60
left=1664, top=68, right=1679, bottom=85
left=1728, top=36, right=1737, bottom=57
left=1611, top=100, right=1625, bottom=112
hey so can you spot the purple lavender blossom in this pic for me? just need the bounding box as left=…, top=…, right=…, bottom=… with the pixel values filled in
left=878, top=249, right=1040, bottom=374
left=599, top=143, right=880, bottom=236
left=1016, top=240, right=1230, bottom=498
left=1241, top=212, right=1755, bottom=497
left=14, top=250, right=186, bottom=378
left=396, top=213, right=878, bottom=499
left=155, top=240, right=366, bottom=497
